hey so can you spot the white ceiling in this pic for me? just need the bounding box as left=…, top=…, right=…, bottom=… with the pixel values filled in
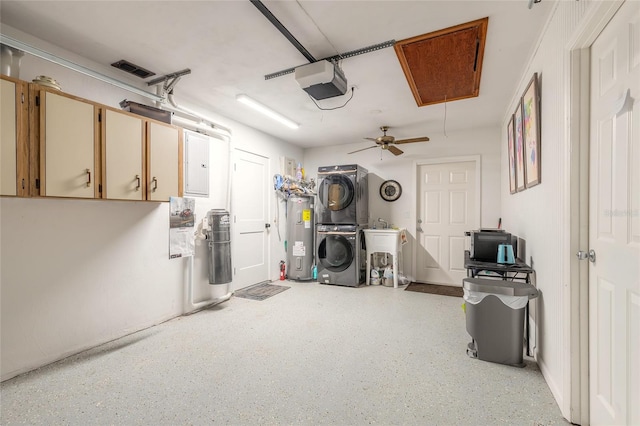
left=0, top=0, right=554, bottom=149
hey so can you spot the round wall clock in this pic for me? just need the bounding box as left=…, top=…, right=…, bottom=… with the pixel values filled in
left=380, top=180, right=402, bottom=202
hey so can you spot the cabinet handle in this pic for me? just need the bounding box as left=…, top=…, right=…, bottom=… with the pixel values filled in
left=86, top=169, right=91, bottom=187
left=135, top=175, right=141, bottom=191
left=152, top=177, right=158, bottom=192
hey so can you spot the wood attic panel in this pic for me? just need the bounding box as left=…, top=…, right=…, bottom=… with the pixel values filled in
left=394, top=17, right=489, bottom=107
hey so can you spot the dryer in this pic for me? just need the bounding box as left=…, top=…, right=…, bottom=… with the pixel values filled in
left=316, top=164, right=368, bottom=225
left=316, top=224, right=366, bottom=286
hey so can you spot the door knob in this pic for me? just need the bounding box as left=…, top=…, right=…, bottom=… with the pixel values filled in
left=576, top=249, right=596, bottom=263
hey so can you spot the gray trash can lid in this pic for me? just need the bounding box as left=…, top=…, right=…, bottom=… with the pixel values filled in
left=463, top=277, right=539, bottom=298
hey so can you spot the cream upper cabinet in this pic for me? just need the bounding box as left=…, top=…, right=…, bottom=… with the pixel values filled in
left=40, top=91, right=97, bottom=198
left=1, top=76, right=28, bottom=196
left=6, top=79, right=183, bottom=201
left=147, top=121, right=183, bottom=202
left=102, top=109, right=145, bottom=200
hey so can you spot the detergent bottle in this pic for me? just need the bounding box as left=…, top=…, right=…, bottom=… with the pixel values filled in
left=383, top=266, right=394, bottom=287
left=295, top=163, right=303, bottom=180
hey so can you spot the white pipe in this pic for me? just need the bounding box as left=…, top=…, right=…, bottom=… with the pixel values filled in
left=185, top=256, right=232, bottom=314
left=166, top=93, right=232, bottom=138
left=0, top=44, right=24, bottom=78
left=166, top=93, right=233, bottom=311
left=1, top=33, right=234, bottom=140
left=183, top=128, right=234, bottom=313
left=171, top=115, right=228, bottom=139
left=0, top=33, right=163, bottom=102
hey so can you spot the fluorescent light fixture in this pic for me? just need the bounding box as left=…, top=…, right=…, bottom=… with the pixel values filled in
left=236, top=94, right=299, bottom=129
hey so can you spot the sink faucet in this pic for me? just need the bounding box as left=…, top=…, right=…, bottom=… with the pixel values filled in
left=377, top=218, right=388, bottom=229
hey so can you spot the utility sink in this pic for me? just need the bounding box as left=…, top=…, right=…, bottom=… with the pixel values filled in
left=363, top=228, right=406, bottom=288
left=363, top=228, right=402, bottom=235
left=363, top=228, right=404, bottom=252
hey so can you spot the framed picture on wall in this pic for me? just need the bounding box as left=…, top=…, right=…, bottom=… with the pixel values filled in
left=514, top=101, right=526, bottom=192
left=522, top=73, right=541, bottom=188
left=507, top=114, right=517, bottom=194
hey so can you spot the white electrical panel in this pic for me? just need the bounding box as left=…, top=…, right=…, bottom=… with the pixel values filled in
left=281, top=156, right=296, bottom=177
left=184, top=130, right=210, bottom=197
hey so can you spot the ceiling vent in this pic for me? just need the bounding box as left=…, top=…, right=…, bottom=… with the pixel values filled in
left=111, top=59, right=156, bottom=79
left=394, top=17, right=489, bottom=107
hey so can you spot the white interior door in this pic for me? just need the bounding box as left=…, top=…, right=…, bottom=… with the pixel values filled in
left=416, top=160, right=478, bottom=286
left=232, top=149, right=269, bottom=290
left=589, top=2, right=640, bottom=424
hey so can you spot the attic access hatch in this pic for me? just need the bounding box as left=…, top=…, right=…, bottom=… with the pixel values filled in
left=394, top=17, right=489, bottom=107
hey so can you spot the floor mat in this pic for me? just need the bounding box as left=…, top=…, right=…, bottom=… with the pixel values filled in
left=404, top=282, right=463, bottom=297
left=233, top=282, right=291, bottom=301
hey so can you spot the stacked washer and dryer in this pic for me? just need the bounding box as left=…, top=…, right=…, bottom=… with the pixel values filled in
left=315, top=164, right=368, bottom=286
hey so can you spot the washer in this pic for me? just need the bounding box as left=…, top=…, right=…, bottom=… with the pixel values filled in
left=316, top=164, right=368, bottom=225
left=316, top=224, right=366, bottom=286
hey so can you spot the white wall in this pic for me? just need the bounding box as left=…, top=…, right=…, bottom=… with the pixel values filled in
left=304, top=126, right=502, bottom=280
left=499, top=0, right=595, bottom=419
left=175, top=104, right=303, bottom=283
left=0, top=26, right=302, bottom=380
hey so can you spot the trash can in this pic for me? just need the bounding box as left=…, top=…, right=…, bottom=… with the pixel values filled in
left=207, top=209, right=232, bottom=284
left=463, top=277, right=539, bottom=367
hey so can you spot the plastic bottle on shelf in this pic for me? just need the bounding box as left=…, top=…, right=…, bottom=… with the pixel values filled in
left=370, top=268, right=380, bottom=285
left=295, top=163, right=303, bottom=181
left=383, top=266, right=394, bottom=287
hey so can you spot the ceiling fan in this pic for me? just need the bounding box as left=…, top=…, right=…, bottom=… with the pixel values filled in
left=348, top=126, right=430, bottom=156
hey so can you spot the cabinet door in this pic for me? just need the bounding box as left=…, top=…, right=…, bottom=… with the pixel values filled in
left=1, top=77, right=29, bottom=196
left=147, top=121, right=183, bottom=201
left=103, top=109, right=145, bottom=200
left=41, top=91, right=97, bottom=198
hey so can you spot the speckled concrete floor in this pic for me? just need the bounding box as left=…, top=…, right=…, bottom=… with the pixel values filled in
left=0, top=282, right=567, bottom=425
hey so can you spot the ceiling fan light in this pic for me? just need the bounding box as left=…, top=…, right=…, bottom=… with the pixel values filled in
left=236, top=94, right=299, bottom=129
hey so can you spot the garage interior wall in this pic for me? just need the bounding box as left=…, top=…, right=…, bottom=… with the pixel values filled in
left=499, top=0, right=596, bottom=419
left=303, top=125, right=502, bottom=279
left=0, top=24, right=302, bottom=381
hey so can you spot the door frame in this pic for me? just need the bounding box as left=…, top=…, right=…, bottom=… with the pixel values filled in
left=565, top=1, right=625, bottom=423
left=412, top=155, right=481, bottom=282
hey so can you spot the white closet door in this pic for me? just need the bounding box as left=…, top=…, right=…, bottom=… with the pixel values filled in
left=589, top=2, right=640, bottom=424
left=416, top=160, right=477, bottom=286
left=232, top=149, right=269, bottom=289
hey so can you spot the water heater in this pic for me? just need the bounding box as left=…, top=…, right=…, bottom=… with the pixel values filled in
left=287, top=195, right=314, bottom=280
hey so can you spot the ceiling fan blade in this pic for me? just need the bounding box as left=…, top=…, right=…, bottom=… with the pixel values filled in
left=388, top=145, right=404, bottom=156
left=348, top=145, right=379, bottom=154
left=393, top=136, right=430, bottom=144
left=364, top=137, right=379, bottom=142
